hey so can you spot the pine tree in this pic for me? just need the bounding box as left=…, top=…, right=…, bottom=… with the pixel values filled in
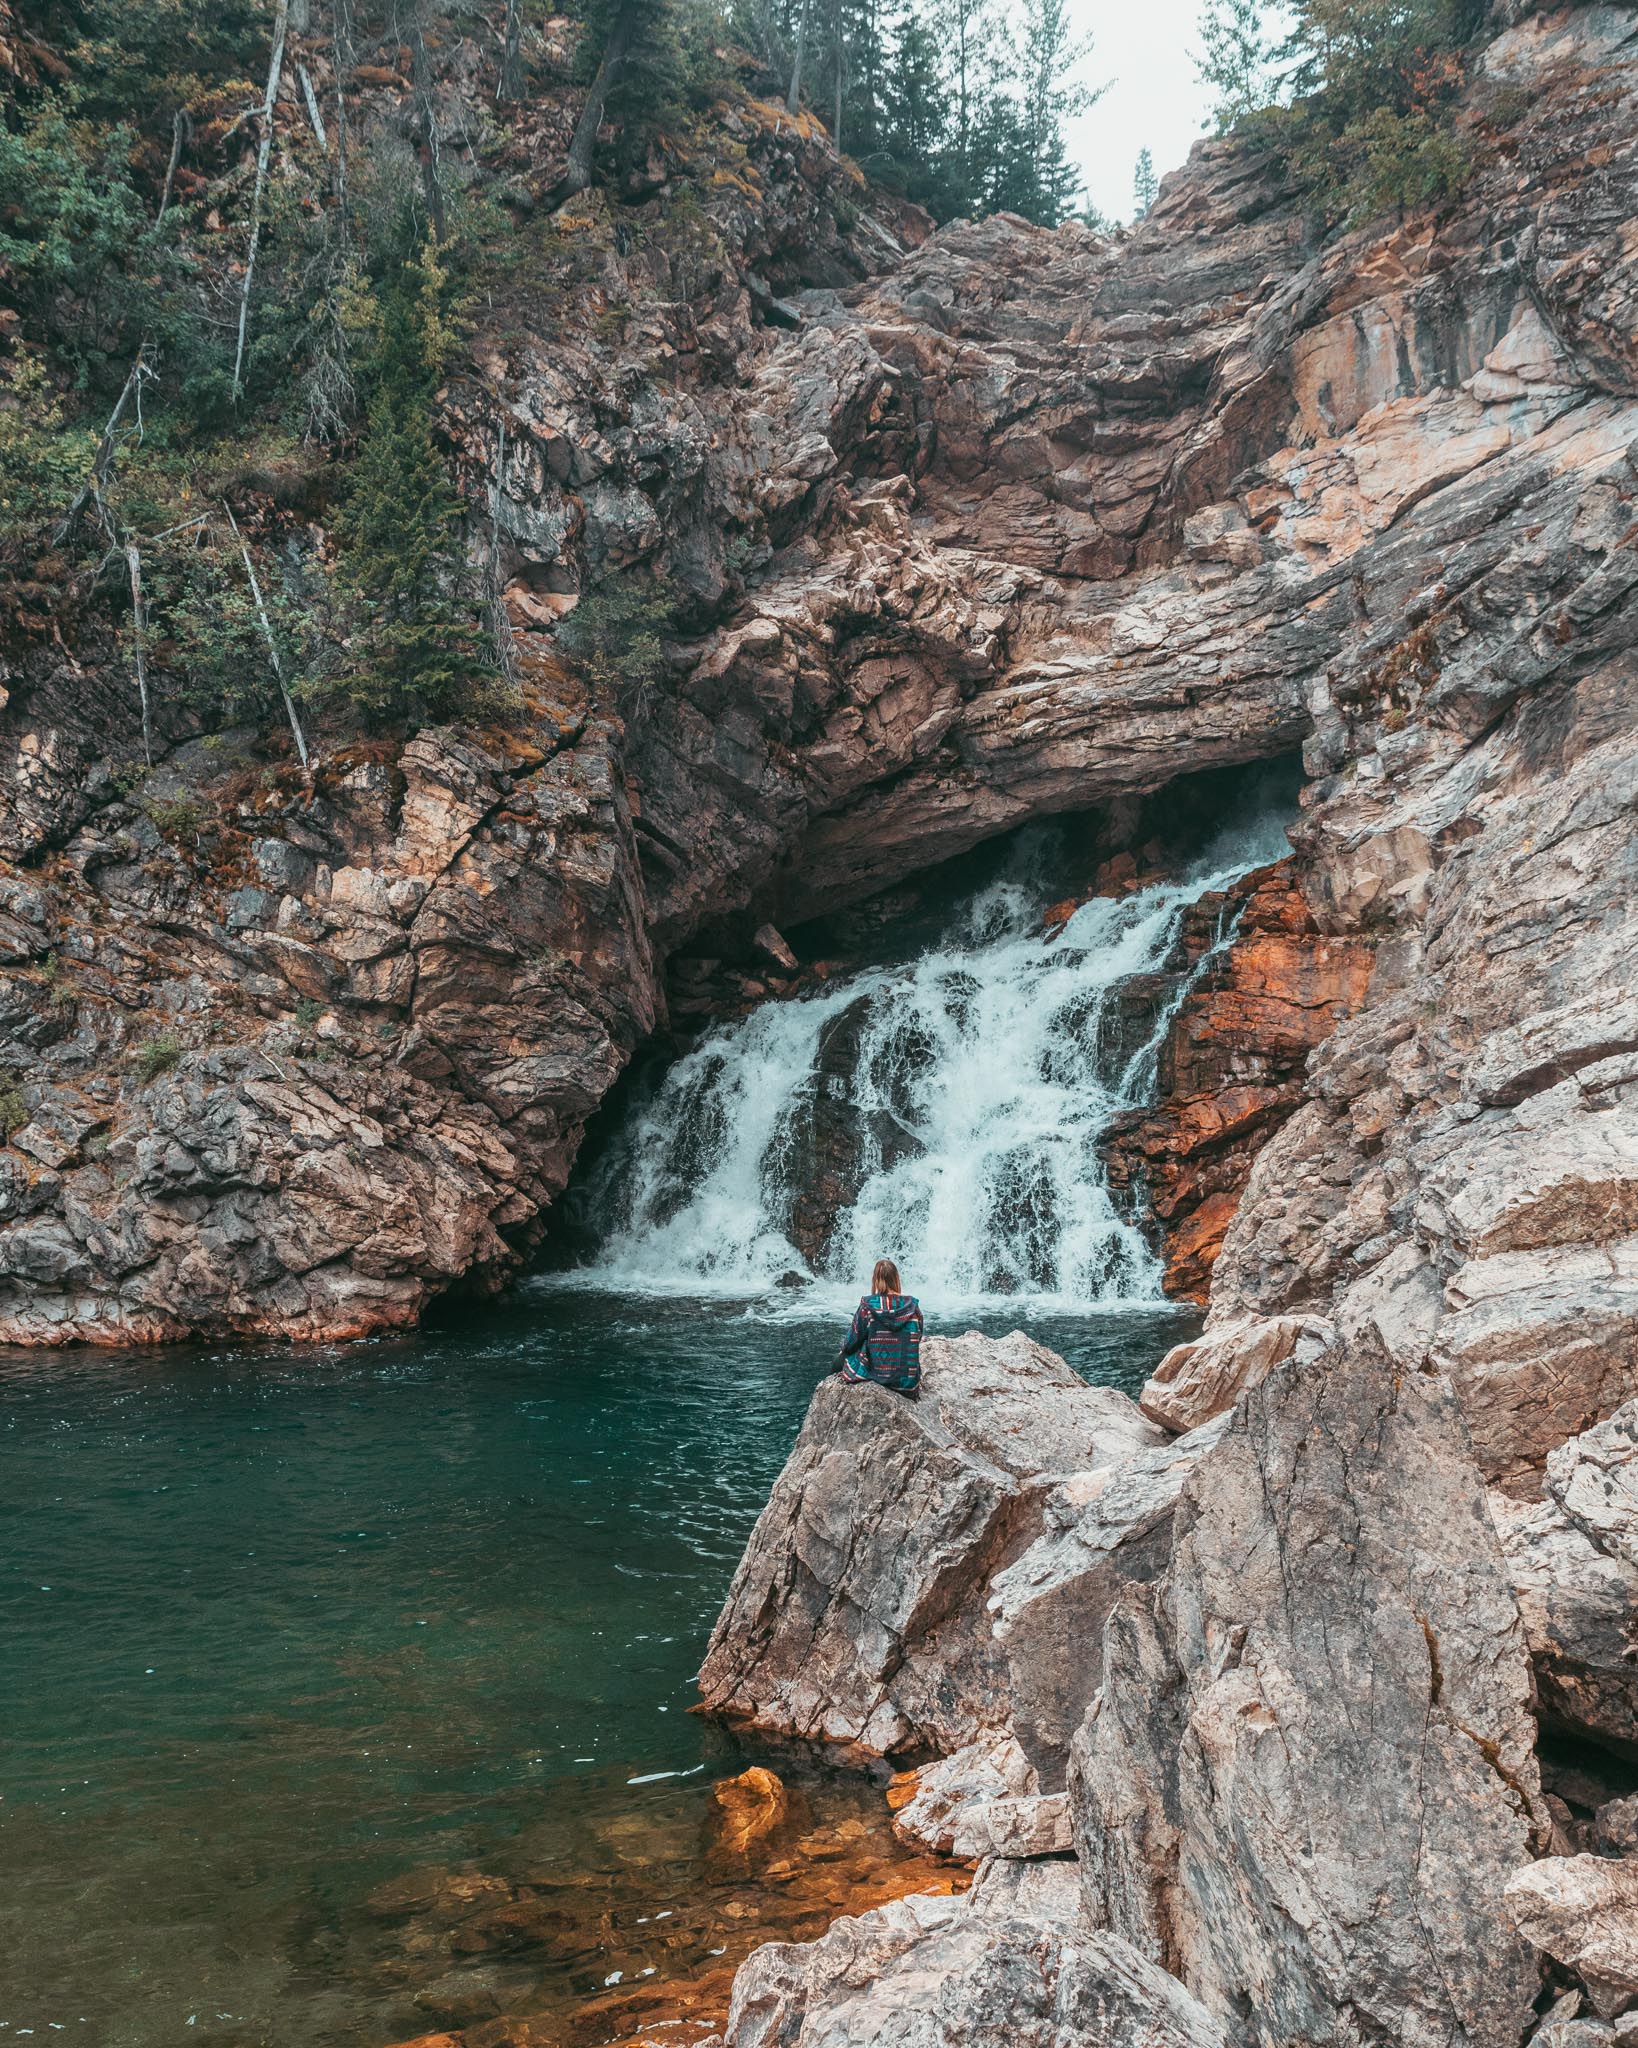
left=1132, top=144, right=1157, bottom=215
left=1012, top=0, right=1098, bottom=226
left=329, top=231, right=490, bottom=724
left=933, top=0, right=1000, bottom=202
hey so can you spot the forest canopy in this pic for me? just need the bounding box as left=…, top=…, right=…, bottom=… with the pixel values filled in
left=0, top=0, right=1497, bottom=753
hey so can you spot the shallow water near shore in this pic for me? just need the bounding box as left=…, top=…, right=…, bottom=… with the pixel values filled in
left=1, top=1289, right=1195, bottom=2048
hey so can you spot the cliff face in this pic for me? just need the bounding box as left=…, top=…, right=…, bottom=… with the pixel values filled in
left=3, top=1, right=1636, bottom=1342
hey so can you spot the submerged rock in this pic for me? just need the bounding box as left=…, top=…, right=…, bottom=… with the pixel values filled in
left=707, top=1767, right=790, bottom=1864
left=697, top=1331, right=1163, bottom=1757
left=1071, top=1338, right=1547, bottom=2048
left=705, top=1857, right=1226, bottom=2048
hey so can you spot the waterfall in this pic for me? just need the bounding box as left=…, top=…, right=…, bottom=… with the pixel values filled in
left=564, top=805, right=1292, bottom=1313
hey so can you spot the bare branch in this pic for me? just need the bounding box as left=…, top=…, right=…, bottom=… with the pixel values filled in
left=155, top=109, right=191, bottom=228
left=124, top=543, right=154, bottom=767
left=486, top=414, right=519, bottom=687
left=222, top=502, right=312, bottom=774
left=298, top=64, right=329, bottom=150
left=54, top=347, right=155, bottom=546
left=232, top=0, right=292, bottom=404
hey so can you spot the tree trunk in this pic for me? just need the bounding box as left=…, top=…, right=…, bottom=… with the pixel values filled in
left=298, top=64, right=328, bottom=149
left=486, top=416, right=519, bottom=685
left=499, top=0, right=523, bottom=100
left=124, top=544, right=154, bottom=767
left=223, top=503, right=311, bottom=775
left=55, top=348, right=152, bottom=545
left=331, top=0, right=352, bottom=218
left=787, top=0, right=811, bottom=112
left=155, top=109, right=189, bottom=227
left=409, top=25, right=447, bottom=239
left=831, top=0, right=843, bottom=145
left=232, top=0, right=291, bottom=403
left=557, top=0, right=638, bottom=200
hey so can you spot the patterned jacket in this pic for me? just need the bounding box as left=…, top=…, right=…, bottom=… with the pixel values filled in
left=839, top=1293, right=923, bottom=1390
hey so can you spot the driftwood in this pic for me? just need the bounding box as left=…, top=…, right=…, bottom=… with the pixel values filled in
left=232, top=0, right=291, bottom=402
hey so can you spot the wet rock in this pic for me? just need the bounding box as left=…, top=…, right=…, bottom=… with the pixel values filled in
left=712, top=1857, right=1226, bottom=2048
left=708, top=1767, right=790, bottom=1862
left=1072, top=1338, right=1547, bottom=2048
left=1102, top=865, right=1375, bottom=1304
left=698, top=1332, right=1164, bottom=1755
left=1506, top=1856, right=1638, bottom=2018
left=752, top=924, right=798, bottom=973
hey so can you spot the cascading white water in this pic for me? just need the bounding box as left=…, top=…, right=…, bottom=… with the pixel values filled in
left=569, top=805, right=1293, bottom=1312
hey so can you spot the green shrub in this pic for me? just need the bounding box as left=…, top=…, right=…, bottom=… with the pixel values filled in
left=0, top=1069, right=27, bottom=1138
left=556, top=575, right=678, bottom=714
left=142, top=794, right=203, bottom=846
left=135, top=1030, right=182, bottom=1082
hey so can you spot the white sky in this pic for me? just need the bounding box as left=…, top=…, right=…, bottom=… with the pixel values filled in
left=1061, top=0, right=1216, bottom=222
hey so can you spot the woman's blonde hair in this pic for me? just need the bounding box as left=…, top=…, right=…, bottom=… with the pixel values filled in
left=871, top=1258, right=902, bottom=1296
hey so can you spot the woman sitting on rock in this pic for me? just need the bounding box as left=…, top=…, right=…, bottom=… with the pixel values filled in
left=833, top=1259, right=923, bottom=1399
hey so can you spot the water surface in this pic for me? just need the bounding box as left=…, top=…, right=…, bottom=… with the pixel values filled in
left=1, top=1291, right=1195, bottom=2048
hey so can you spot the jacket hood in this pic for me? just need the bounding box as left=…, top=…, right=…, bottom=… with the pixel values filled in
left=872, top=1296, right=920, bottom=1327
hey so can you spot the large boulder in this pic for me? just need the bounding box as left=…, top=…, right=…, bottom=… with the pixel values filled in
left=1493, top=1399, right=1638, bottom=1755
left=709, top=1856, right=1226, bottom=2048
left=984, top=1417, right=1231, bottom=1779
left=1137, top=1314, right=1332, bottom=1434
left=1505, top=1857, right=1638, bottom=2019
left=1071, top=1339, right=1548, bottom=2048
left=697, top=1331, right=1163, bottom=1755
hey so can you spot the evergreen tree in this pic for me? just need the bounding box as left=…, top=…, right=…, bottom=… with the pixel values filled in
left=882, top=0, right=946, bottom=166
left=1132, top=144, right=1157, bottom=215
left=1013, top=0, right=1098, bottom=225
left=328, top=230, right=491, bottom=724
left=932, top=0, right=1000, bottom=199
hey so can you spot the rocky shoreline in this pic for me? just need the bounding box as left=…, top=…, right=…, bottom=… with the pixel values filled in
left=684, top=1318, right=1638, bottom=2048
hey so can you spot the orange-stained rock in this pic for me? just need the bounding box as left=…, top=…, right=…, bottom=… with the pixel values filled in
left=884, top=1768, right=922, bottom=1812
left=707, top=1765, right=789, bottom=1859
left=1103, top=859, right=1375, bottom=1302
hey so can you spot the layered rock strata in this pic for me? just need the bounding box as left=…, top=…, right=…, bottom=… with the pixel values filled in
left=696, top=1331, right=1170, bottom=1763
left=1071, top=1339, right=1548, bottom=2048
left=5, top=1, right=1637, bottom=1341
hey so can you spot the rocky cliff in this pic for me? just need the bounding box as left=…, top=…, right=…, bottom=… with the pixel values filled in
left=3, top=0, right=1637, bottom=1354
